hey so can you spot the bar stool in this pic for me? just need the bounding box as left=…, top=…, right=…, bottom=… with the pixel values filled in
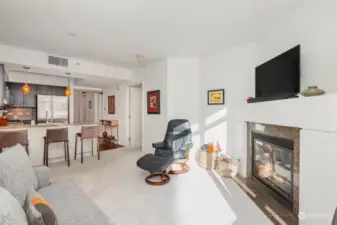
left=74, top=125, right=100, bottom=164
left=43, top=127, right=70, bottom=167
left=0, top=130, right=29, bottom=154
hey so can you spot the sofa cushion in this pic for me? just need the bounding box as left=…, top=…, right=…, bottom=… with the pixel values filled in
left=25, top=188, right=59, bottom=225
left=38, top=179, right=112, bottom=225
left=0, top=144, right=38, bottom=206
left=33, top=166, right=51, bottom=190
left=0, top=186, right=28, bottom=225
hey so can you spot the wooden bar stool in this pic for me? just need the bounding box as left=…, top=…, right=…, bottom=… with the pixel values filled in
left=43, top=127, right=70, bottom=167
left=0, top=130, right=29, bottom=154
left=74, top=125, right=100, bottom=164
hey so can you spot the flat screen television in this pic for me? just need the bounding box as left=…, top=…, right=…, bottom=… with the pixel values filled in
left=255, top=45, right=300, bottom=101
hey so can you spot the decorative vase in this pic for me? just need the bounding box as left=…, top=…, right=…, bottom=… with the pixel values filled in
left=301, top=86, right=325, bottom=97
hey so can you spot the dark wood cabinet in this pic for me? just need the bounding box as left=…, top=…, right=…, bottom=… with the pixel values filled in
left=23, top=85, right=37, bottom=107
left=6, top=82, right=66, bottom=108
left=10, top=83, right=24, bottom=107
left=36, top=85, right=52, bottom=96
left=52, top=86, right=66, bottom=96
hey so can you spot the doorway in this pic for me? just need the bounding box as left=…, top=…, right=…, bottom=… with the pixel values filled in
left=74, top=90, right=102, bottom=123
left=129, top=86, right=142, bottom=148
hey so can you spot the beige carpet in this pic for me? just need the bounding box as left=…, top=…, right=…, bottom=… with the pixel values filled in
left=49, top=148, right=273, bottom=225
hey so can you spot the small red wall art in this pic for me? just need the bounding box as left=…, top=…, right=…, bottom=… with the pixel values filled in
left=147, top=90, right=160, bottom=114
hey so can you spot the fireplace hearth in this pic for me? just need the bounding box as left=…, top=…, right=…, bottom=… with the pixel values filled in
left=247, top=123, right=300, bottom=216
left=252, top=132, right=294, bottom=211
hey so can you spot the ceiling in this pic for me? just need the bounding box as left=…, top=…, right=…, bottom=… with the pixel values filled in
left=0, top=0, right=304, bottom=67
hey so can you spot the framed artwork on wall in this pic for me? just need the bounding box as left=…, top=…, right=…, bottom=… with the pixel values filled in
left=108, top=95, right=115, bottom=114
left=208, top=89, right=225, bottom=105
left=147, top=90, right=160, bottom=114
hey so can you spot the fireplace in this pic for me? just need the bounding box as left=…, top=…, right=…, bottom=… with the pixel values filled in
left=247, top=123, right=300, bottom=216
left=252, top=132, right=294, bottom=211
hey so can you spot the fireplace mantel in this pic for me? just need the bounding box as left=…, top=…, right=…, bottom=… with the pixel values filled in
left=231, top=95, right=337, bottom=224
left=238, top=94, right=337, bottom=132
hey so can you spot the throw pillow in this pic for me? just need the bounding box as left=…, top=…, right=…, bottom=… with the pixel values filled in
left=25, top=188, right=59, bottom=225
left=0, top=144, right=38, bottom=206
left=0, top=186, right=28, bottom=225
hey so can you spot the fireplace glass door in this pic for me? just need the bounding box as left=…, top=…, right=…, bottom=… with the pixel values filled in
left=253, top=135, right=293, bottom=201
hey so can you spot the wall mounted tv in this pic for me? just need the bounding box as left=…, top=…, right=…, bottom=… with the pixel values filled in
left=252, top=45, right=300, bottom=103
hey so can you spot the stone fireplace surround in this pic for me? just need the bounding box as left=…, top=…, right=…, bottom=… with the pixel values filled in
left=232, top=94, right=337, bottom=225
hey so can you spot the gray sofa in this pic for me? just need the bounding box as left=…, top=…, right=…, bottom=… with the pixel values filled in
left=0, top=144, right=112, bottom=225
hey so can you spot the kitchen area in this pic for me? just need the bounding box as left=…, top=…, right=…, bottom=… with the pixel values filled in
left=0, top=61, right=135, bottom=165
left=0, top=64, right=102, bottom=166
left=3, top=82, right=68, bottom=125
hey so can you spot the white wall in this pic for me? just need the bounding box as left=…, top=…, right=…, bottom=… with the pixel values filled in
left=256, top=0, right=337, bottom=93
left=166, top=58, right=201, bottom=149
left=299, top=129, right=337, bottom=225
left=103, top=85, right=129, bottom=146
left=167, top=58, right=200, bottom=122
left=200, top=43, right=256, bottom=175
left=135, top=60, right=168, bottom=153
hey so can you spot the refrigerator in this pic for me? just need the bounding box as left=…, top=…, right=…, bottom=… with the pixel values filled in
left=37, top=95, right=68, bottom=124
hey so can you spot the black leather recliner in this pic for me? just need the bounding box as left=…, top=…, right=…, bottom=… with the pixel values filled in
left=137, top=119, right=193, bottom=185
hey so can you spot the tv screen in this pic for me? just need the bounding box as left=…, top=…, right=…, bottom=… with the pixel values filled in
left=255, top=45, right=300, bottom=98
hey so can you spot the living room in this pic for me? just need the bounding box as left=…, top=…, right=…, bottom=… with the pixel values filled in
left=0, top=0, right=336, bottom=225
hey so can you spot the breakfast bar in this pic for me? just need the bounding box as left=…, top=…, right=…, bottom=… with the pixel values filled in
left=0, top=123, right=99, bottom=166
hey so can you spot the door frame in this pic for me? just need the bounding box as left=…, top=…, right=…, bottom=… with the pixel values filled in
left=128, top=84, right=143, bottom=148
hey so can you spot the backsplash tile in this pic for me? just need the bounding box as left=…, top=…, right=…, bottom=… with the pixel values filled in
left=7, top=108, right=36, bottom=121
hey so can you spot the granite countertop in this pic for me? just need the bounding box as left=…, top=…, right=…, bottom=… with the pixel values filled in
left=0, top=122, right=99, bottom=130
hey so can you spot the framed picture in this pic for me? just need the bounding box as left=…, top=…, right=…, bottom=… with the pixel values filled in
left=147, top=90, right=160, bottom=114
left=88, top=101, right=92, bottom=109
left=108, top=95, right=115, bottom=114
left=208, top=89, right=225, bottom=105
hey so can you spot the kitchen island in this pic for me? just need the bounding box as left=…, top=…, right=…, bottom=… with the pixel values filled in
left=0, top=123, right=100, bottom=166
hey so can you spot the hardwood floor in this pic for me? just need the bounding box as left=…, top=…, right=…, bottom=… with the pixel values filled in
left=99, top=139, right=123, bottom=152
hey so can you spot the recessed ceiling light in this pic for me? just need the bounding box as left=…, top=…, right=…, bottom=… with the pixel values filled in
left=67, top=32, right=77, bottom=37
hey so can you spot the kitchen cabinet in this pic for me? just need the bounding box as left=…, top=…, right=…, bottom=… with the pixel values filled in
left=52, top=86, right=66, bottom=96
left=10, top=83, right=24, bottom=107
left=23, top=85, right=37, bottom=107
left=36, top=85, right=52, bottom=96
left=6, top=82, right=67, bottom=108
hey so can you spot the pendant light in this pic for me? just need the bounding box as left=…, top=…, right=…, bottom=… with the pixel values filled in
left=64, top=72, right=72, bottom=97
left=21, top=66, right=31, bottom=94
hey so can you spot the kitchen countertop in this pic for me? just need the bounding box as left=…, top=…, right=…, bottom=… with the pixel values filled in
left=0, top=122, right=99, bottom=130
left=0, top=122, right=101, bottom=166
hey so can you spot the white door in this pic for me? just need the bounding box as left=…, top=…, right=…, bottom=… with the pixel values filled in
left=129, top=87, right=142, bottom=148
left=81, top=93, right=88, bottom=122
left=97, top=93, right=103, bottom=121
